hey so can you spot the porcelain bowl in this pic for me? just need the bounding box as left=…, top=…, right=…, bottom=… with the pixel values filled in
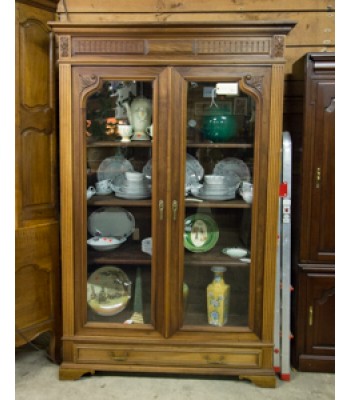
left=87, top=236, right=127, bottom=251
left=202, top=115, right=237, bottom=143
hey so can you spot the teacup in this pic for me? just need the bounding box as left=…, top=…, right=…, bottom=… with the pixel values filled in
left=146, top=124, right=153, bottom=138
left=87, top=186, right=96, bottom=200
left=204, top=175, right=225, bottom=186
left=239, top=181, right=253, bottom=204
left=125, top=171, right=144, bottom=182
left=118, top=124, right=133, bottom=142
left=241, top=191, right=253, bottom=204
left=95, top=179, right=112, bottom=194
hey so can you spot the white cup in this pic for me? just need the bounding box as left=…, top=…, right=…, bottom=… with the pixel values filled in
left=118, top=124, right=133, bottom=142
left=204, top=175, right=225, bottom=185
left=146, top=124, right=153, bottom=137
left=125, top=171, right=144, bottom=182
left=95, top=179, right=112, bottom=193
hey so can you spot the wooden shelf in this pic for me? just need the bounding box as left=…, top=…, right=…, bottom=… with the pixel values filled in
left=185, top=246, right=250, bottom=267
left=87, top=140, right=152, bottom=148
left=88, top=242, right=152, bottom=265
left=186, top=198, right=251, bottom=208
left=88, top=196, right=250, bottom=209
left=187, top=142, right=253, bottom=149
left=88, top=195, right=152, bottom=207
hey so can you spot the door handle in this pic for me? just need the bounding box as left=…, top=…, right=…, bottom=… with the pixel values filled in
left=159, top=200, right=164, bottom=221
left=172, top=200, right=178, bottom=221
left=315, top=167, right=321, bottom=189
left=308, top=305, right=313, bottom=326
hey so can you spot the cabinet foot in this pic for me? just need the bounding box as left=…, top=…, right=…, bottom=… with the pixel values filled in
left=239, top=374, right=276, bottom=388
left=59, top=367, right=95, bottom=381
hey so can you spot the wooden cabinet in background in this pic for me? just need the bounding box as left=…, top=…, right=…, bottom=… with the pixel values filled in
left=291, top=52, right=335, bottom=373
left=15, top=0, right=61, bottom=361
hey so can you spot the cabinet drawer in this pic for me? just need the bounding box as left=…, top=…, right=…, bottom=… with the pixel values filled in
left=75, top=344, right=262, bottom=369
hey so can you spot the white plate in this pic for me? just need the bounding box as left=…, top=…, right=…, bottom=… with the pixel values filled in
left=88, top=207, right=135, bottom=238
left=87, top=266, right=132, bottom=316
left=142, top=154, right=204, bottom=188
left=97, top=154, right=134, bottom=186
left=87, top=236, right=127, bottom=251
left=191, top=187, right=236, bottom=201
left=186, top=153, right=204, bottom=181
left=213, top=157, right=251, bottom=182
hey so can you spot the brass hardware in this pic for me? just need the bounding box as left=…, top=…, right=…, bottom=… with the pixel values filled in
left=159, top=200, right=164, bottom=221
left=172, top=200, right=178, bottom=221
left=111, top=351, right=128, bottom=362
left=315, top=167, right=321, bottom=188
left=204, top=355, right=225, bottom=365
left=308, top=306, right=313, bottom=326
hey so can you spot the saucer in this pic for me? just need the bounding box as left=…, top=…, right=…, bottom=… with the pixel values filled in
left=222, top=247, right=248, bottom=258
left=115, top=187, right=151, bottom=200
left=191, top=187, right=236, bottom=201
left=95, top=189, right=113, bottom=196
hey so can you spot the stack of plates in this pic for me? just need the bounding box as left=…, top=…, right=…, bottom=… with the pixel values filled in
left=190, top=174, right=239, bottom=200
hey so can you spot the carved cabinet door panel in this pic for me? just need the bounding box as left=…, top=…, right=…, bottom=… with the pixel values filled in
left=15, top=1, right=60, bottom=361
left=299, top=57, right=335, bottom=264
left=308, top=81, right=335, bottom=262
left=305, top=273, right=335, bottom=358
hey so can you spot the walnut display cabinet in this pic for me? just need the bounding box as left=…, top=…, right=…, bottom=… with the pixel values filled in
left=50, top=17, right=294, bottom=387
left=291, top=53, right=335, bottom=373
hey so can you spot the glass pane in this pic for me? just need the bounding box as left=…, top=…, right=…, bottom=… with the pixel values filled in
left=85, top=80, right=153, bottom=325
left=183, top=80, right=254, bottom=329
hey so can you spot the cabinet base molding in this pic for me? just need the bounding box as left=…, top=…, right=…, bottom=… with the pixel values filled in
left=239, top=375, right=276, bottom=388
left=298, top=355, right=335, bottom=373
left=59, top=362, right=276, bottom=387
left=59, top=366, right=96, bottom=381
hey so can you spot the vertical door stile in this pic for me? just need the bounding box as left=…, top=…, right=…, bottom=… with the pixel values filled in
left=162, top=67, right=187, bottom=338
left=153, top=67, right=170, bottom=336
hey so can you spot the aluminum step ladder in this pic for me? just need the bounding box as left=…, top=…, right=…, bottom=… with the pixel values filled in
left=274, top=131, right=293, bottom=381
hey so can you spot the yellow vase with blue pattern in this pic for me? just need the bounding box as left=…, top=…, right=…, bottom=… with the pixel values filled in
left=207, top=266, right=230, bottom=327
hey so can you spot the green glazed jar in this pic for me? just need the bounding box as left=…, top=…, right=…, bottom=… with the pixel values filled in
left=202, top=115, right=237, bottom=143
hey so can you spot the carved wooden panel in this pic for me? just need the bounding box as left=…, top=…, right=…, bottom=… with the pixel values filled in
left=15, top=223, right=58, bottom=334
left=17, top=5, right=58, bottom=223
left=309, top=81, right=335, bottom=261
left=196, top=39, right=271, bottom=55
left=305, top=273, right=335, bottom=357
left=72, top=38, right=144, bottom=55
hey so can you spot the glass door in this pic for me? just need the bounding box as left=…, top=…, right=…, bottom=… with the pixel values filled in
left=178, top=73, right=258, bottom=331
left=72, top=66, right=168, bottom=332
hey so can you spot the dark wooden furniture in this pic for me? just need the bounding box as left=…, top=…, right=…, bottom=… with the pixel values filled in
left=15, top=0, right=61, bottom=362
left=291, top=52, right=335, bottom=372
left=50, top=8, right=294, bottom=386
